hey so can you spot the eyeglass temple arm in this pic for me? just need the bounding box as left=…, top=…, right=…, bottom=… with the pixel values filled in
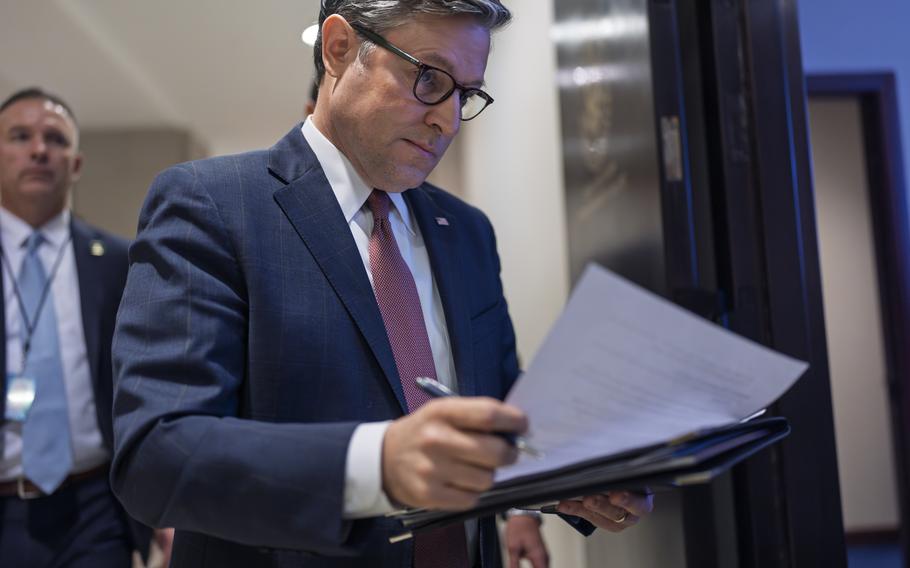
left=349, top=23, right=422, bottom=67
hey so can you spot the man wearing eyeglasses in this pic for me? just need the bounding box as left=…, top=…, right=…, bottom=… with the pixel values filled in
left=111, top=1, right=652, bottom=567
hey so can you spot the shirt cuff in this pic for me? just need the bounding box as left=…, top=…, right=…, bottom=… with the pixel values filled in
left=343, top=421, right=396, bottom=519
left=502, top=508, right=543, bottom=523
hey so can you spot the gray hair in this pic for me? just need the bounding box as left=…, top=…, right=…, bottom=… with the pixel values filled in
left=312, top=0, right=511, bottom=86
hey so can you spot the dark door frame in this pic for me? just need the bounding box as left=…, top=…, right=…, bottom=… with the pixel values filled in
left=647, top=0, right=849, bottom=564
left=640, top=0, right=851, bottom=563
left=807, top=72, right=910, bottom=563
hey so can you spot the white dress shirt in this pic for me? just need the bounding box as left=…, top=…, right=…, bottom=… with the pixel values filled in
left=302, top=120, right=479, bottom=559
left=0, top=207, right=108, bottom=481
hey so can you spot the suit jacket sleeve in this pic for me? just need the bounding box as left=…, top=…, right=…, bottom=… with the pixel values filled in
left=111, top=163, right=360, bottom=554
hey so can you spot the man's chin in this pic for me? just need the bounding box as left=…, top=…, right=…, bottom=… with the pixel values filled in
left=13, top=184, right=68, bottom=210
left=18, top=180, right=58, bottom=194
left=378, top=169, right=432, bottom=193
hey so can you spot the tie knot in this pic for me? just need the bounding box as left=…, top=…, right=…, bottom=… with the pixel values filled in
left=23, top=232, right=44, bottom=256
left=367, top=190, right=391, bottom=221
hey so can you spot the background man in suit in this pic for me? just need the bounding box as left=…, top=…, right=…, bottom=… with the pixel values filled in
left=0, top=88, right=166, bottom=566
left=111, top=1, right=652, bottom=567
left=305, top=80, right=319, bottom=118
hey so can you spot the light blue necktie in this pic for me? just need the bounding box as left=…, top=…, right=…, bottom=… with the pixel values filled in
left=19, top=232, right=73, bottom=493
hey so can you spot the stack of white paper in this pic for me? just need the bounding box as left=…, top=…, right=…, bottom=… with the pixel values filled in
left=498, top=264, right=808, bottom=482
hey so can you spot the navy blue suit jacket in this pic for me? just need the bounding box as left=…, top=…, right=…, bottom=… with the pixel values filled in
left=111, top=126, right=522, bottom=567
left=0, top=217, right=150, bottom=558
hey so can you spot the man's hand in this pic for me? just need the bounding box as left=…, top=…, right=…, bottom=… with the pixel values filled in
left=505, top=514, right=548, bottom=568
left=557, top=491, right=654, bottom=532
left=382, top=397, right=527, bottom=510
left=154, top=528, right=175, bottom=566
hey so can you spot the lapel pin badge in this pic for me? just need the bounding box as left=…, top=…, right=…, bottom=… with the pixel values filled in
left=90, top=240, right=105, bottom=257
left=435, top=217, right=449, bottom=226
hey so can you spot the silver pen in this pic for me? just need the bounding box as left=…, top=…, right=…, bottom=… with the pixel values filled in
left=415, top=377, right=543, bottom=458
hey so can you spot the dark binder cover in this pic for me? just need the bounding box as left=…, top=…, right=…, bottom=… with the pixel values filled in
left=389, top=416, right=789, bottom=540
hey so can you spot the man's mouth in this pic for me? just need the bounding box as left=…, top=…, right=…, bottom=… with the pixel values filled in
left=404, top=139, right=437, bottom=158
left=22, top=168, right=53, bottom=180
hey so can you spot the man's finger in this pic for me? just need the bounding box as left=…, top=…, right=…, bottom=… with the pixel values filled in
left=529, top=547, right=549, bottom=568
left=415, top=420, right=518, bottom=469
left=557, top=499, right=638, bottom=532
left=440, top=462, right=495, bottom=493
left=426, top=397, right=528, bottom=435
left=421, top=484, right=482, bottom=511
left=607, top=491, right=654, bottom=517
left=583, top=494, right=627, bottom=521
left=452, top=432, right=518, bottom=469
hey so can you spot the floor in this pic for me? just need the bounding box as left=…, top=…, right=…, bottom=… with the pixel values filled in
left=848, top=544, right=902, bottom=568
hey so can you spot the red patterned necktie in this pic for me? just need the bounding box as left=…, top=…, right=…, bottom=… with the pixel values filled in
left=366, top=190, right=470, bottom=568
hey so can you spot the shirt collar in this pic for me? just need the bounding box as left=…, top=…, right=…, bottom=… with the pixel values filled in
left=300, top=118, right=416, bottom=236
left=0, top=206, right=70, bottom=251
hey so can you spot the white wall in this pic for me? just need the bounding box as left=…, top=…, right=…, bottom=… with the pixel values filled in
left=808, top=98, right=901, bottom=530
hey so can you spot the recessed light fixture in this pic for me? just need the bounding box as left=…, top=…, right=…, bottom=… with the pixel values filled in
left=301, top=24, right=319, bottom=46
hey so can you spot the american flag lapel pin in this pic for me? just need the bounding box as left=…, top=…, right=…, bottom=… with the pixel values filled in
left=90, top=240, right=106, bottom=257
left=435, top=217, right=449, bottom=226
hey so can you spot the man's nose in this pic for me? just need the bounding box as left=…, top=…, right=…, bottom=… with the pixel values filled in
left=427, top=93, right=461, bottom=138
left=30, top=138, right=49, bottom=161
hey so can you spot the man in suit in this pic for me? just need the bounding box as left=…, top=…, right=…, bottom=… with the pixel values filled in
left=111, top=1, right=652, bottom=567
left=0, top=88, right=159, bottom=566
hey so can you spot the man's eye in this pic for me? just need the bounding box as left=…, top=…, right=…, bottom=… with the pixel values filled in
left=422, top=68, right=453, bottom=93
left=46, top=133, right=68, bottom=146
left=419, top=69, right=440, bottom=86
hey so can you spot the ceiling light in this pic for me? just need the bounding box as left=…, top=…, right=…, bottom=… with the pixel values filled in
left=301, top=24, right=319, bottom=47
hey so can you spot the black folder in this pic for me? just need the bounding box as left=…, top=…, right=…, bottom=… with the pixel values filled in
left=389, top=416, right=789, bottom=540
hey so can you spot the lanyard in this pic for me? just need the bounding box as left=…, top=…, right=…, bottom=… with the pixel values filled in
left=0, top=233, right=71, bottom=371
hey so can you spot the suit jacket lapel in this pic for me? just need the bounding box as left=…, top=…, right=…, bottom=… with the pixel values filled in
left=269, top=126, right=407, bottom=413
left=71, top=218, right=103, bottom=397
left=405, top=189, right=477, bottom=397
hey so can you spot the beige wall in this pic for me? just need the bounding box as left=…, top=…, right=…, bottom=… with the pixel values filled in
left=74, top=128, right=207, bottom=239
left=427, top=135, right=465, bottom=199
left=809, top=98, right=901, bottom=530
left=585, top=491, right=686, bottom=567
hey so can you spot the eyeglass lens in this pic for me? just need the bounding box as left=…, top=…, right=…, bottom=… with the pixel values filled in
left=415, top=67, right=488, bottom=120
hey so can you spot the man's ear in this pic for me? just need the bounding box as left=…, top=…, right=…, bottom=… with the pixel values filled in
left=70, top=153, right=83, bottom=184
left=321, top=15, right=358, bottom=79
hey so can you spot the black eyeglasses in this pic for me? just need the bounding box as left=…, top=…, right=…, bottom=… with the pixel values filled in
left=350, top=23, right=494, bottom=121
